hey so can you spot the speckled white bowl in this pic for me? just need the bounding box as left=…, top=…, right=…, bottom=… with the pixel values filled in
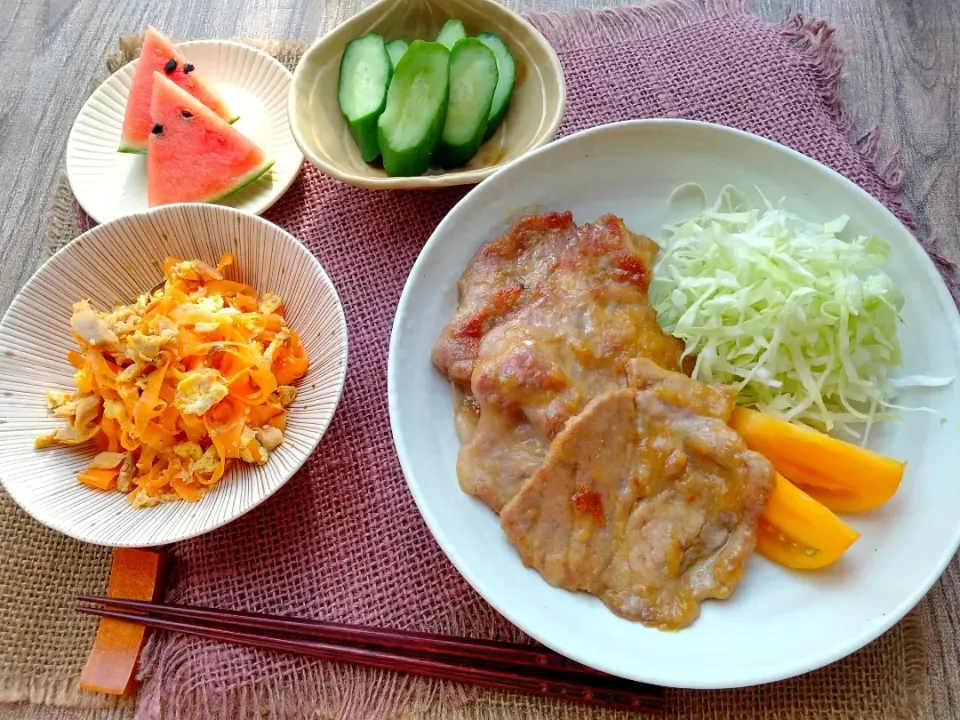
left=0, top=204, right=347, bottom=547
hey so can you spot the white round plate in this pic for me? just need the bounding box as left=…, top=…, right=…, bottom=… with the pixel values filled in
left=66, top=40, right=304, bottom=224
left=0, top=204, right=347, bottom=547
left=388, top=120, right=960, bottom=689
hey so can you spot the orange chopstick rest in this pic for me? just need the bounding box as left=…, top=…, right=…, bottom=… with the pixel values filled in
left=78, top=548, right=168, bottom=695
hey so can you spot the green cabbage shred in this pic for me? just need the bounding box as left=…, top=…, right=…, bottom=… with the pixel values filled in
left=649, top=185, right=940, bottom=439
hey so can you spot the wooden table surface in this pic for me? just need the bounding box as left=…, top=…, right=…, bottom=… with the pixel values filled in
left=1, top=0, right=958, bottom=318
left=0, top=0, right=958, bottom=717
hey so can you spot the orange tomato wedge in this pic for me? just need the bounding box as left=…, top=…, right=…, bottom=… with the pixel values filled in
left=731, top=407, right=905, bottom=513
left=757, top=473, right=860, bottom=570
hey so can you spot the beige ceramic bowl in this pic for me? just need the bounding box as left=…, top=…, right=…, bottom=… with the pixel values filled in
left=288, top=0, right=566, bottom=189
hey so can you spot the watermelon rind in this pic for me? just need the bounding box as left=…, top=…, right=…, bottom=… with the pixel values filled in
left=208, top=158, right=275, bottom=204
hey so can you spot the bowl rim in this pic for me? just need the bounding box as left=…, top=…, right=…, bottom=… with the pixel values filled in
left=66, top=38, right=305, bottom=225
left=387, top=117, right=960, bottom=688
left=0, top=202, right=349, bottom=547
left=287, top=0, right=566, bottom=190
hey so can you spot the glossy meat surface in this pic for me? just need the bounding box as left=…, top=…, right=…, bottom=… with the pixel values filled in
left=499, top=360, right=774, bottom=630
left=435, top=213, right=684, bottom=512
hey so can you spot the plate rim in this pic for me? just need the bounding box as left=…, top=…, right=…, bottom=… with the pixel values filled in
left=0, top=203, right=348, bottom=547
left=65, top=38, right=304, bottom=225
left=387, top=117, right=960, bottom=689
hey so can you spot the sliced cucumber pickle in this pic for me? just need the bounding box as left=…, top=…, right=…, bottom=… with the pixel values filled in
left=338, top=34, right=392, bottom=162
left=386, top=38, right=409, bottom=69
left=435, top=38, right=499, bottom=169
left=476, top=32, right=516, bottom=140
left=436, top=19, right=467, bottom=50
left=377, top=40, right=450, bottom=177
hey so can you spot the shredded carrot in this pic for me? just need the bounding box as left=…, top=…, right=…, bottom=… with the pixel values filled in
left=100, top=417, right=121, bottom=452
left=206, top=396, right=246, bottom=462
left=79, top=549, right=168, bottom=695
left=85, top=348, right=117, bottom=391
left=171, top=476, right=203, bottom=501
left=248, top=403, right=283, bottom=427
left=38, top=255, right=307, bottom=508
left=78, top=467, right=120, bottom=491
left=263, top=313, right=284, bottom=332
left=93, top=431, right=110, bottom=453
left=275, top=355, right=309, bottom=386
left=205, top=279, right=258, bottom=297
left=133, top=359, right=170, bottom=432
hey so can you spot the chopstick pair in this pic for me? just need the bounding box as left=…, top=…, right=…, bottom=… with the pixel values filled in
left=76, top=595, right=664, bottom=712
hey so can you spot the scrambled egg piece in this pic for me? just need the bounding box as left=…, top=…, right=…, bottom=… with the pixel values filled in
left=239, top=426, right=265, bottom=465
left=175, top=369, right=229, bottom=416
left=275, top=386, right=297, bottom=407
left=116, top=454, right=136, bottom=493
left=191, top=446, right=220, bottom=477
left=127, top=331, right=167, bottom=361
left=130, top=486, right=181, bottom=509
left=168, top=259, right=222, bottom=283
left=35, top=393, right=101, bottom=448
left=45, top=389, right=74, bottom=409
left=256, top=426, right=284, bottom=452
left=173, top=442, right=203, bottom=460
left=259, top=293, right=283, bottom=315
left=70, top=300, right=119, bottom=347
left=103, top=304, right=142, bottom=339
left=89, top=451, right=126, bottom=469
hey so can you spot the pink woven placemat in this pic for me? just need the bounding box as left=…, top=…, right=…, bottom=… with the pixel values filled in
left=102, top=2, right=957, bottom=719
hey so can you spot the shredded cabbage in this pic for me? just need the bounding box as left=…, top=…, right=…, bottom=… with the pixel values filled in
left=649, top=185, right=944, bottom=438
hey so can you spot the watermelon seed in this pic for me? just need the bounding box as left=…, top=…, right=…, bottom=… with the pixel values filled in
left=184, top=63, right=195, bottom=74
left=152, top=123, right=164, bottom=135
left=181, top=110, right=193, bottom=118
left=164, top=58, right=177, bottom=74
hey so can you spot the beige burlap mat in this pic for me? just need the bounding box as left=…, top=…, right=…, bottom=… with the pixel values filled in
left=1, top=21, right=957, bottom=720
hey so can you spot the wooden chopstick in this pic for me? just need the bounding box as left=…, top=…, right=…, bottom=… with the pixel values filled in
left=76, top=597, right=664, bottom=712
left=77, top=594, right=603, bottom=675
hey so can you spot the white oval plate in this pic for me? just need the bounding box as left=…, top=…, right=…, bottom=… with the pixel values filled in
left=0, top=204, right=347, bottom=547
left=388, top=120, right=960, bottom=689
left=66, top=40, right=303, bottom=224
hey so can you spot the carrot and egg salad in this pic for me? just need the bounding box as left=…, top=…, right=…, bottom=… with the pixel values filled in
left=35, top=254, right=309, bottom=508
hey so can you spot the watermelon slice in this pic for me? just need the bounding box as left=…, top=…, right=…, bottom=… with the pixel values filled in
left=147, top=73, right=273, bottom=207
left=119, top=26, right=238, bottom=154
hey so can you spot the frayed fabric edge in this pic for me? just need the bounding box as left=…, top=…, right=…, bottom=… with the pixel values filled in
left=0, top=675, right=134, bottom=712
left=134, top=652, right=473, bottom=720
